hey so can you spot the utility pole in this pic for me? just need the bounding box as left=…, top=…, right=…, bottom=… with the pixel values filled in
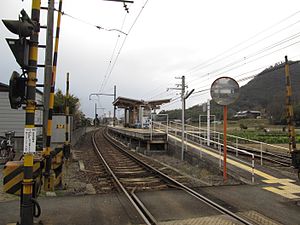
left=169, top=76, right=194, bottom=161
left=168, top=76, right=185, bottom=160
left=43, top=0, right=54, bottom=148
left=181, top=76, right=185, bottom=161
left=207, top=99, right=210, bottom=146
left=114, top=85, right=117, bottom=126
left=43, top=0, right=63, bottom=191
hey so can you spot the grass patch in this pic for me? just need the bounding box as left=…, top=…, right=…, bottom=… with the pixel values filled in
left=228, top=130, right=300, bottom=144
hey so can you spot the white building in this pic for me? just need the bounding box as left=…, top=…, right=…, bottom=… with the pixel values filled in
left=0, top=82, right=43, bottom=151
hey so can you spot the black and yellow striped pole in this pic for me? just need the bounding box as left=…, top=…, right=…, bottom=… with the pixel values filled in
left=284, top=56, right=300, bottom=172
left=43, top=0, right=63, bottom=191
left=64, top=72, right=70, bottom=159
left=285, top=56, right=296, bottom=153
left=21, top=1, right=40, bottom=224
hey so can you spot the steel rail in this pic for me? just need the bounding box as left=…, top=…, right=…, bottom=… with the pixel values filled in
left=104, top=128, right=253, bottom=225
left=91, top=131, right=155, bottom=225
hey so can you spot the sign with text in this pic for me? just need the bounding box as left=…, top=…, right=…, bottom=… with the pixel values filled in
left=23, top=128, right=36, bottom=153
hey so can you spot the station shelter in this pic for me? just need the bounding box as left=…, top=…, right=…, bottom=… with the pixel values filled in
left=113, top=97, right=170, bottom=128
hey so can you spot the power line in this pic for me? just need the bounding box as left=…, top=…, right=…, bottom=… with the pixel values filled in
left=189, top=56, right=300, bottom=101
left=162, top=55, right=300, bottom=111
left=186, top=33, right=300, bottom=87
left=100, top=0, right=150, bottom=93
left=147, top=89, right=176, bottom=100
left=189, top=19, right=300, bottom=78
left=185, top=10, right=300, bottom=75
left=60, top=10, right=128, bottom=35
left=99, top=13, right=128, bottom=93
left=141, top=12, right=300, bottom=102
left=160, top=96, right=181, bottom=108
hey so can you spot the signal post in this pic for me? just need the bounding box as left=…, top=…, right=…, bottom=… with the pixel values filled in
left=2, top=0, right=41, bottom=224
left=21, top=1, right=41, bottom=225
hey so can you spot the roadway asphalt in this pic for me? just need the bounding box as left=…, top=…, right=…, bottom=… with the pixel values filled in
left=1, top=185, right=299, bottom=225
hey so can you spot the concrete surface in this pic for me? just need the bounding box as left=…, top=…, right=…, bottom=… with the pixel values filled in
left=199, top=184, right=300, bottom=225
left=0, top=194, right=143, bottom=225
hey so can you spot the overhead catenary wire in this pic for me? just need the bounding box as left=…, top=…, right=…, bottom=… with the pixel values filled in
left=58, top=9, right=128, bottom=35
left=100, top=0, right=150, bottom=93
left=99, top=13, right=128, bottom=93
left=56, top=4, right=300, bottom=113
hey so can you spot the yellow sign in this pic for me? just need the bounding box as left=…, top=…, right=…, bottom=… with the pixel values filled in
left=56, top=124, right=65, bottom=129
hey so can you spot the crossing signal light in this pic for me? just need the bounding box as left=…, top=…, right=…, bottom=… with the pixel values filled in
left=2, top=19, right=34, bottom=38
left=2, top=9, right=36, bottom=70
left=6, top=38, right=30, bottom=69
left=2, top=9, right=35, bottom=37
left=9, top=71, right=27, bottom=109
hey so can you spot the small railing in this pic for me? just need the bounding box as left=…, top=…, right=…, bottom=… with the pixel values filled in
left=152, top=121, right=256, bottom=183
left=169, top=121, right=290, bottom=166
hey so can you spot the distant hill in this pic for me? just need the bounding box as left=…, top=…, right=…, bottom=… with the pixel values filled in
left=160, top=60, right=300, bottom=124
left=233, top=60, right=300, bottom=124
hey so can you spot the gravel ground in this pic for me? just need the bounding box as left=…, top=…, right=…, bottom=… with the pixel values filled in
left=54, top=131, right=102, bottom=196
left=148, top=154, right=241, bottom=186
left=0, top=131, right=97, bottom=202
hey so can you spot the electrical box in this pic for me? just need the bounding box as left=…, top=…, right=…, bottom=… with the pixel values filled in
left=51, top=114, right=72, bottom=146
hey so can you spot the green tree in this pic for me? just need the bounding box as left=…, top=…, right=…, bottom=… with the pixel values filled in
left=54, top=89, right=79, bottom=114
left=54, top=89, right=90, bottom=127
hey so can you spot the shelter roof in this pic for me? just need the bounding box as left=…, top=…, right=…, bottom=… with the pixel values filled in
left=113, top=96, right=170, bottom=109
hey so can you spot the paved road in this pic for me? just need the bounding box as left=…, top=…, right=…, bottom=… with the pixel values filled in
left=0, top=189, right=249, bottom=225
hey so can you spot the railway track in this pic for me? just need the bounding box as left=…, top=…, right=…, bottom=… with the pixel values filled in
left=92, top=128, right=253, bottom=225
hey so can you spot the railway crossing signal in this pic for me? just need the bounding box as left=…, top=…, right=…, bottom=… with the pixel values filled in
left=3, top=2, right=42, bottom=225
left=3, top=9, right=39, bottom=110
left=8, top=71, right=27, bottom=109
left=2, top=9, right=37, bottom=70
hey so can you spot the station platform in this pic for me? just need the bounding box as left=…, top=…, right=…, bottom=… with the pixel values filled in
left=108, top=125, right=167, bottom=151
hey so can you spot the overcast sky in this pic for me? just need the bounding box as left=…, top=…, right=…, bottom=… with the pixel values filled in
left=1, top=0, right=300, bottom=118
